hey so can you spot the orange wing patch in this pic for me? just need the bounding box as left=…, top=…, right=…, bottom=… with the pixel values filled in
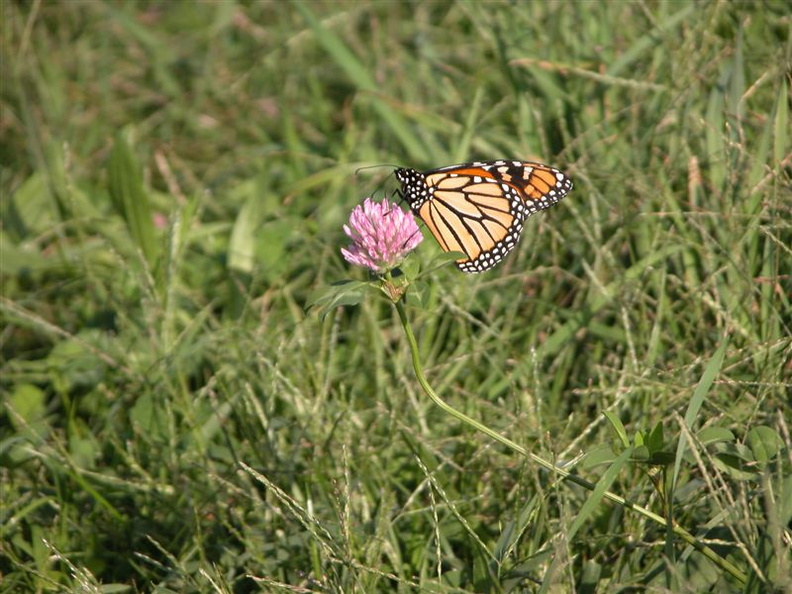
left=395, top=160, right=573, bottom=273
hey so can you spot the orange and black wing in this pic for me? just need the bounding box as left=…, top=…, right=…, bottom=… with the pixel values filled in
left=395, top=160, right=572, bottom=273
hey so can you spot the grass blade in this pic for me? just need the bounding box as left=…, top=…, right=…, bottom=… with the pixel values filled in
left=107, top=132, right=158, bottom=269
left=292, top=1, right=429, bottom=163
left=672, top=337, right=730, bottom=490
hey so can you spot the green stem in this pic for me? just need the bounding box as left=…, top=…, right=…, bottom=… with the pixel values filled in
left=394, top=298, right=747, bottom=586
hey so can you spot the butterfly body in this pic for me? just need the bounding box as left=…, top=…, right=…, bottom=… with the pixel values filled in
left=395, top=160, right=572, bottom=273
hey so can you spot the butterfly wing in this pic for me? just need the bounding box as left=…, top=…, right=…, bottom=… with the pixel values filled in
left=395, top=160, right=572, bottom=273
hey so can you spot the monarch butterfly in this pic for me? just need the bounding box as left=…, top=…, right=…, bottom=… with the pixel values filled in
left=394, top=160, right=573, bottom=273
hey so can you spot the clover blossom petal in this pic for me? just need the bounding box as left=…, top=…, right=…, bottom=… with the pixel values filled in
left=341, top=198, right=422, bottom=273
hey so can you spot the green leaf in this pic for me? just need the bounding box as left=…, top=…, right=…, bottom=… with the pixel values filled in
left=580, top=560, right=603, bottom=592
left=432, top=250, right=467, bottom=266
left=491, top=495, right=540, bottom=568
left=646, top=422, right=665, bottom=453
left=228, top=194, right=260, bottom=274
left=397, top=255, right=421, bottom=279
left=568, top=448, right=632, bottom=541
left=603, top=411, right=630, bottom=448
left=305, top=280, right=371, bottom=318
left=746, top=426, right=782, bottom=464
left=129, top=392, right=167, bottom=442
left=108, top=132, right=158, bottom=268
left=46, top=332, right=108, bottom=395
left=632, top=445, right=650, bottom=461
left=409, top=279, right=431, bottom=309
left=5, top=172, right=59, bottom=238
left=712, top=442, right=760, bottom=480
left=7, top=383, right=47, bottom=424
left=68, top=423, right=101, bottom=469
left=0, top=231, right=52, bottom=275
left=5, top=384, right=51, bottom=445
left=581, top=444, right=617, bottom=469
left=255, top=219, right=296, bottom=283
left=647, top=451, right=676, bottom=466
left=697, top=426, right=735, bottom=446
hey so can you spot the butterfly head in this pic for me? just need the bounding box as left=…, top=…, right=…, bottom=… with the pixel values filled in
left=392, top=160, right=572, bottom=274
left=394, top=167, right=431, bottom=211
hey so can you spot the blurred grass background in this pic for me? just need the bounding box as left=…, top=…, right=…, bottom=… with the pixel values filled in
left=1, top=1, right=790, bottom=592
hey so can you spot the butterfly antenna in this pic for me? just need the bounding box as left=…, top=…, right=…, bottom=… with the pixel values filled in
left=355, top=164, right=403, bottom=200
left=354, top=163, right=400, bottom=176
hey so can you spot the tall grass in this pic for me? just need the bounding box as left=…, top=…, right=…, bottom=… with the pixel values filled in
left=2, top=2, right=790, bottom=592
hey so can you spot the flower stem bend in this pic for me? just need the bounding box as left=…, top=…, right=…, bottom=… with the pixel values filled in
left=394, top=299, right=747, bottom=586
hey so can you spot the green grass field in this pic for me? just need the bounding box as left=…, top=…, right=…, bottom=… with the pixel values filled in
left=2, top=2, right=790, bottom=592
